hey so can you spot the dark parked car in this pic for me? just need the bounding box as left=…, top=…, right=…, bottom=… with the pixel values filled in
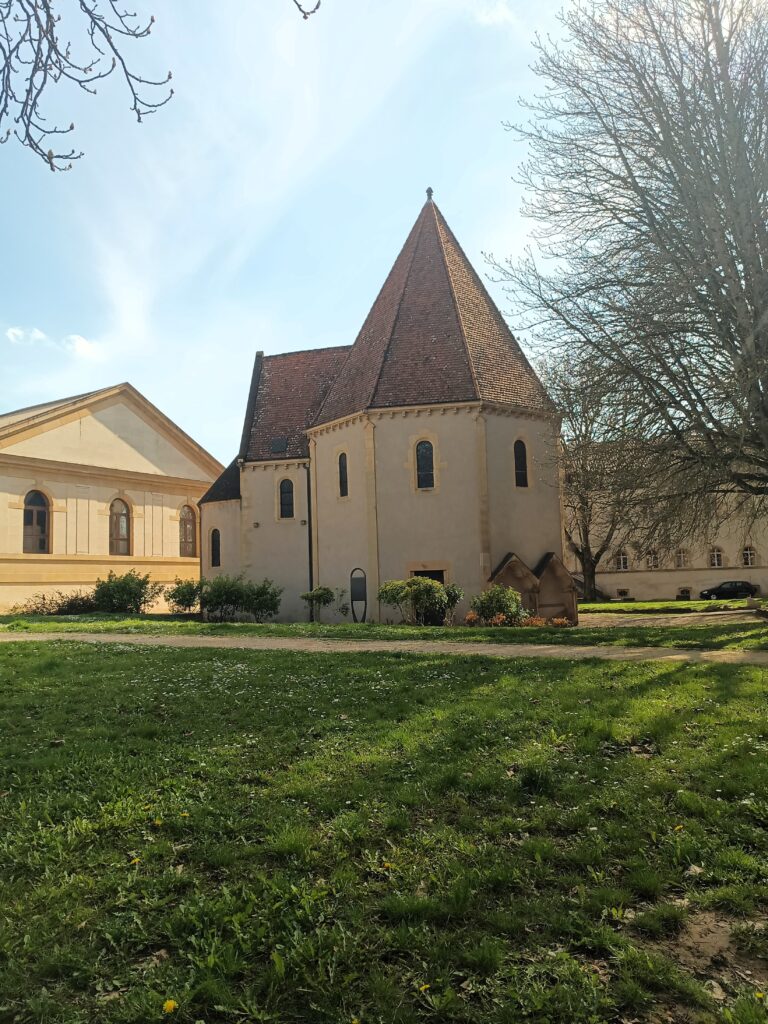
left=699, top=580, right=759, bottom=600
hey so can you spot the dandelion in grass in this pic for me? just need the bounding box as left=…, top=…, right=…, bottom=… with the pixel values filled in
left=162, top=998, right=178, bottom=1013
left=129, top=857, right=141, bottom=865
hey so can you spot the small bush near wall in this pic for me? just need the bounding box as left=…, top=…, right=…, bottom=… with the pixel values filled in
left=201, top=575, right=282, bottom=623
left=470, top=585, right=527, bottom=626
left=300, top=586, right=335, bottom=622
left=93, top=571, right=165, bottom=614
left=12, top=571, right=166, bottom=616
left=378, top=578, right=456, bottom=626
left=11, top=590, right=98, bottom=616
left=166, top=579, right=202, bottom=615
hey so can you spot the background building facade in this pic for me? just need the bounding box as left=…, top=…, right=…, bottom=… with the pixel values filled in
left=0, top=384, right=221, bottom=611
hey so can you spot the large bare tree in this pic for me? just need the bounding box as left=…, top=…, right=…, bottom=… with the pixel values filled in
left=540, top=350, right=736, bottom=598
left=0, top=0, right=321, bottom=170
left=497, top=0, right=768, bottom=501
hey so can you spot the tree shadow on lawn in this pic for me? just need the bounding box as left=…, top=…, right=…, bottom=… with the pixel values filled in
left=2, top=644, right=767, bottom=1024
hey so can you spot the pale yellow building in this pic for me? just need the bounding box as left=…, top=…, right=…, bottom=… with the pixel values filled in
left=201, top=192, right=576, bottom=623
left=0, top=383, right=222, bottom=611
left=573, top=526, right=768, bottom=602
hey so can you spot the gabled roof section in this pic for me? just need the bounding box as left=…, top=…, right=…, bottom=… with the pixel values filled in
left=0, top=390, right=100, bottom=430
left=242, top=347, right=351, bottom=463
left=199, top=458, right=241, bottom=505
left=0, top=382, right=222, bottom=479
left=316, top=195, right=552, bottom=425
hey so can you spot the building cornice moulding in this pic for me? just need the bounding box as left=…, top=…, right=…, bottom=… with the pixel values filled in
left=306, top=401, right=559, bottom=439
left=0, top=452, right=212, bottom=494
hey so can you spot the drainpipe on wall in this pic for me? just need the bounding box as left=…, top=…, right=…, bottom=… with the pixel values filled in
left=304, top=463, right=314, bottom=623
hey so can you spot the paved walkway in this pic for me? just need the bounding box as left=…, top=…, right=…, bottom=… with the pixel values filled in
left=2, top=630, right=768, bottom=666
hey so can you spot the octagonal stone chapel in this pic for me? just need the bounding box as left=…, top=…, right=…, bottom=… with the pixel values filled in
left=200, top=192, right=576, bottom=623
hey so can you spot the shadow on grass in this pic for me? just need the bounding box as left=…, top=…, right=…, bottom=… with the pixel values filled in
left=1, top=643, right=766, bottom=1023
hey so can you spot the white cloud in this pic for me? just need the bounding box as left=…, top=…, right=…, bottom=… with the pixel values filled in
left=6, top=326, right=47, bottom=345
left=4, top=325, right=105, bottom=362
left=63, top=334, right=106, bottom=362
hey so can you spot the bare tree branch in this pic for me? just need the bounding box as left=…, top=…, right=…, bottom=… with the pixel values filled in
left=0, top=1, right=321, bottom=171
left=496, top=0, right=768, bottom=501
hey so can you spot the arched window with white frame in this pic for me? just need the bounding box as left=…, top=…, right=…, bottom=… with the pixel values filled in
left=109, top=499, right=131, bottom=556
left=614, top=549, right=629, bottom=571
left=179, top=505, right=197, bottom=558
left=23, top=490, right=51, bottom=554
left=742, top=545, right=757, bottom=567
left=646, top=550, right=660, bottom=570
left=709, top=546, right=723, bottom=568
left=675, top=548, right=689, bottom=569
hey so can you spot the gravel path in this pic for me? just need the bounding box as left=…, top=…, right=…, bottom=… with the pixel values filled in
left=1, top=630, right=767, bottom=666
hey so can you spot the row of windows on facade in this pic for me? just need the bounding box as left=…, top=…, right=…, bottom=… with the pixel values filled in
left=273, top=439, right=530, bottom=521
left=21, top=491, right=198, bottom=557
left=612, top=546, right=759, bottom=572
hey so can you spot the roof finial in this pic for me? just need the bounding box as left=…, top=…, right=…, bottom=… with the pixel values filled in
left=426, top=186, right=434, bottom=201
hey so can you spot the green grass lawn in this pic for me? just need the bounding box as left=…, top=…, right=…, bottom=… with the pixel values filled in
left=1, top=641, right=767, bottom=1023
left=3, top=612, right=768, bottom=651
left=579, top=600, right=749, bottom=614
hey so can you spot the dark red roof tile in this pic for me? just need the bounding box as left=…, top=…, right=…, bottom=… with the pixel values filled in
left=243, top=347, right=350, bottom=462
left=316, top=198, right=552, bottom=424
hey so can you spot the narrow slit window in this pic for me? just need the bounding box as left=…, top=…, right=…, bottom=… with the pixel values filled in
left=338, top=453, right=349, bottom=498
left=514, top=440, right=529, bottom=488
left=416, top=441, right=434, bottom=490
left=180, top=505, right=197, bottom=557
left=279, top=479, right=295, bottom=519
left=23, top=490, right=50, bottom=554
left=211, top=528, right=221, bottom=567
left=109, top=499, right=131, bottom=556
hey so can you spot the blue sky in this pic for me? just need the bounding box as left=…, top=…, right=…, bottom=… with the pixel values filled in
left=0, top=0, right=561, bottom=464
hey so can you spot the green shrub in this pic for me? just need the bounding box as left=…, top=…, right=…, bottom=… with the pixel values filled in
left=443, top=582, right=465, bottom=624
left=300, top=586, right=335, bottom=621
left=93, top=571, right=164, bottom=614
left=378, top=577, right=449, bottom=625
left=200, top=575, right=282, bottom=622
left=165, top=578, right=202, bottom=614
left=470, top=584, right=527, bottom=626
left=11, top=589, right=97, bottom=616
left=243, top=579, right=282, bottom=622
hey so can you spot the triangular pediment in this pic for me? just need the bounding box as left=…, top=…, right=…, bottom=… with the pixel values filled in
left=0, top=384, right=221, bottom=481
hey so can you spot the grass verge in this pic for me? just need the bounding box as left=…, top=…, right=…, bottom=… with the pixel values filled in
left=1, top=642, right=767, bottom=1022
left=579, top=600, right=749, bottom=614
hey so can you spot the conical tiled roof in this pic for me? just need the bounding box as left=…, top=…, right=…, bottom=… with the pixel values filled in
left=316, top=195, right=552, bottom=425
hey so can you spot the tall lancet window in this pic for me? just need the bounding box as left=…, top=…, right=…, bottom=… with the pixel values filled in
left=416, top=441, right=434, bottom=490
left=279, top=479, right=295, bottom=519
left=338, top=453, right=349, bottom=498
left=514, top=440, right=529, bottom=488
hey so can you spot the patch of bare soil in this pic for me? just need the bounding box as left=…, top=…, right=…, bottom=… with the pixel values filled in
left=650, top=910, right=767, bottom=1014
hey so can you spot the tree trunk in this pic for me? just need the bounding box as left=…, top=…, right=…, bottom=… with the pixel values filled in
left=581, top=556, right=599, bottom=602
